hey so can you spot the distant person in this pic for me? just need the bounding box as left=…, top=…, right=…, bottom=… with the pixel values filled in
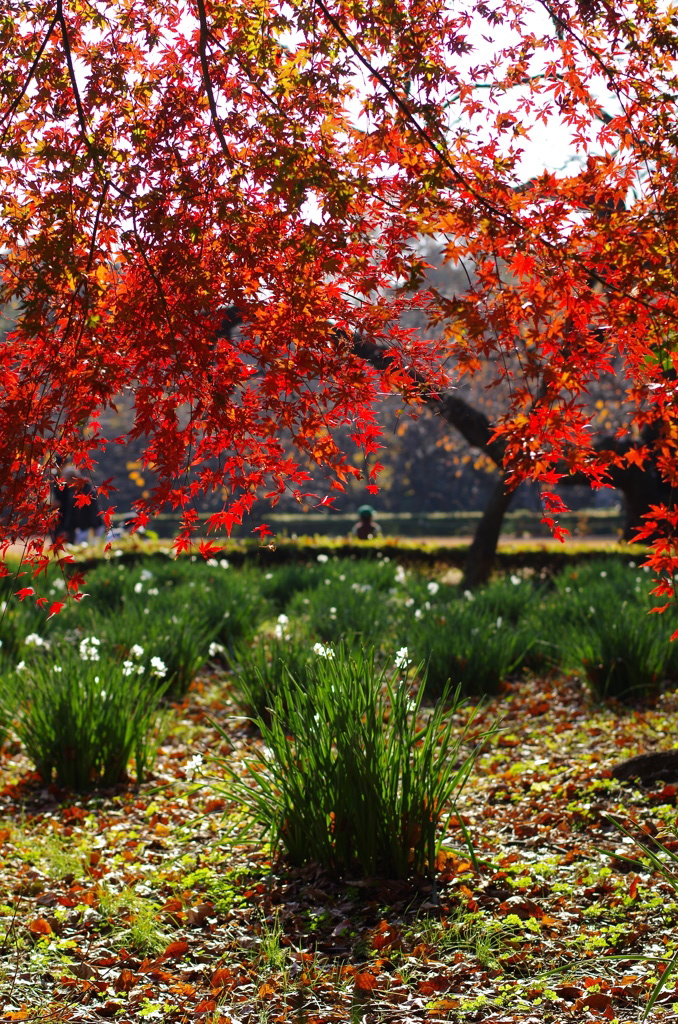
left=51, top=463, right=105, bottom=545
left=105, top=512, right=158, bottom=542
left=351, top=504, right=381, bottom=540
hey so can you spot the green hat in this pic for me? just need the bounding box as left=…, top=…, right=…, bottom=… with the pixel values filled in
left=358, top=504, right=375, bottom=519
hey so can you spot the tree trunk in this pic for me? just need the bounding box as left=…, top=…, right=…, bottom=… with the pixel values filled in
left=463, top=474, right=515, bottom=587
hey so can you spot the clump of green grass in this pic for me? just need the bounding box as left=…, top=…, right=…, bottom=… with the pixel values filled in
left=287, top=577, right=392, bottom=648
left=567, top=600, right=665, bottom=702
left=230, top=627, right=315, bottom=720
left=398, top=597, right=533, bottom=697
left=216, top=644, right=488, bottom=878
left=97, top=884, right=167, bottom=955
left=198, top=570, right=269, bottom=654
left=100, top=596, right=219, bottom=698
left=6, top=643, right=169, bottom=790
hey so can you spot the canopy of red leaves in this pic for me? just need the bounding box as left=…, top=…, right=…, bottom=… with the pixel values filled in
left=2, top=0, right=678, bottom=587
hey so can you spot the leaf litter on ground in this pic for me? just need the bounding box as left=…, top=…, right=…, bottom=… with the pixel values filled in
left=2, top=670, right=678, bottom=1022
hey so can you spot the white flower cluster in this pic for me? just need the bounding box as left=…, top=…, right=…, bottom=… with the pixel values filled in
left=394, top=647, right=411, bottom=670
left=25, top=633, right=50, bottom=650
left=150, top=656, right=167, bottom=678
left=398, top=681, right=418, bottom=715
left=79, top=636, right=101, bottom=661
left=427, top=581, right=439, bottom=596
left=122, top=649, right=167, bottom=678
left=274, top=613, right=290, bottom=640
left=413, top=601, right=432, bottom=620
left=209, top=641, right=226, bottom=659
left=316, top=553, right=329, bottom=563
left=394, top=565, right=407, bottom=585
left=313, top=643, right=334, bottom=659
left=185, top=753, right=204, bottom=780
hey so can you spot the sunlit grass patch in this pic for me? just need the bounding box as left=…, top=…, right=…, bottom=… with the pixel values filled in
left=97, top=883, right=168, bottom=956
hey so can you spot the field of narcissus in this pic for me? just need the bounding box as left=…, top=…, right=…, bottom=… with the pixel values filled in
left=1, top=550, right=678, bottom=1022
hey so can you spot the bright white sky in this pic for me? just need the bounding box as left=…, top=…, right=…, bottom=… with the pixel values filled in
left=451, top=6, right=623, bottom=181
left=339, top=2, right=627, bottom=189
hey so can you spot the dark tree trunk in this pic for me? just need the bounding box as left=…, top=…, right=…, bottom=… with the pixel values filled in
left=615, top=464, right=669, bottom=539
left=463, top=474, right=515, bottom=587
left=225, top=317, right=666, bottom=583
left=611, top=749, right=678, bottom=784
left=350, top=333, right=511, bottom=584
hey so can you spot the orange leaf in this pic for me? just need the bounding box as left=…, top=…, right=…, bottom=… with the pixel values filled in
left=161, top=897, right=184, bottom=914
left=419, top=974, right=451, bottom=996
left=211, top=967, right=235, bottom=987
left=354, top=971, right=379, bottom=992
left=114, top=968, right=137, bottom=992
left=578, top=992, right=613, bottom=1012
left=28, top=918, right=52, bottom=935
left=195, top=1000, right=217, bottom=1013
left=164, top=940, right=189, bottom=958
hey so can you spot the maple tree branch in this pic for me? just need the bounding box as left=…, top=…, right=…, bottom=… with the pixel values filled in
left=130, top=208, right=173, bottom=326
left=313, top=0, right=494, bottom=212
left=311, top=0, right=655, bottom=311
left=445, top=76, right=615, bottom=126
left=0, top=13, right=59, bottom=147
left=64, top=180, right=113, bottom=358
left=319, top=0, right=678, bottom=345
left=537, top=0, right=622, bottom=81
left=56, top=0, right=89, bottom=142
left=218, top=307, right=504, bottom=464
left=194, top=0, right=234, bottom=167
left=349, top=331, right=506, bottom=465
left=85, top=182, right=110, bottom=275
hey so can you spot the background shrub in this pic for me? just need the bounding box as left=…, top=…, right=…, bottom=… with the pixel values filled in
left=398, top=597, right=533, bottom=697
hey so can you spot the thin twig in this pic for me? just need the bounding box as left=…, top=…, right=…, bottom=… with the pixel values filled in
left=0, top=14, right=59, bottom=146
left=195, top=0, right=234, bottom=166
